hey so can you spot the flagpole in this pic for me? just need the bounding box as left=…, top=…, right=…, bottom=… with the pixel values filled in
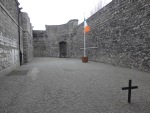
left=84, top=26, right=86, bottom=57
left=84, top=13, right=86, bottom=57
left=82, top=13, right=89, bottom=63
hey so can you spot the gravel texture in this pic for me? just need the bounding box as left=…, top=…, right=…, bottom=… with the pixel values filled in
left=0, top=57, right=150, bottom=113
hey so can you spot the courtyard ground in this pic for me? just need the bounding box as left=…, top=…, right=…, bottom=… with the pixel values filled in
left=0, top=57, right=150, bottom=113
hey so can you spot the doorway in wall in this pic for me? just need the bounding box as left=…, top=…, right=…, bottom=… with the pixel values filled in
left=59, top=41, right=67, bottom=58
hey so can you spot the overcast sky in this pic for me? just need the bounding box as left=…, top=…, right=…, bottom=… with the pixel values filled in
left=18, top=0, right=112, bottom=30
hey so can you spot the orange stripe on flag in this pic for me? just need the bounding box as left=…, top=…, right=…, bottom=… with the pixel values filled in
left=84, top=26, right=90, bottom=33
left=84, top=18, right=90, bottom=33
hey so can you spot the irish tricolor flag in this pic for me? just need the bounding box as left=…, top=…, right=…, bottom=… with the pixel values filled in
left=84, top=18, right=90, bottom=33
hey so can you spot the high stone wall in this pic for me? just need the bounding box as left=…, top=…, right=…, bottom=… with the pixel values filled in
left=0, top=0, right=19, bottom=22
left=0, top=0, right=20, bottom=76
left=0, top=0, right=33, bottom=76
left=71, top=0, right=150, bottom=72
left=21, top=12, right=33, bottom=63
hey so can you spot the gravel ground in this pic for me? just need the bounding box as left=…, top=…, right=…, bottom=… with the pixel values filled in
left=0, top=57, right=150, bottom=113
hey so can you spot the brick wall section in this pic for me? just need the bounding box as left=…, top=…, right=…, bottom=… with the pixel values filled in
left=21, top=12, right=33, bottom=63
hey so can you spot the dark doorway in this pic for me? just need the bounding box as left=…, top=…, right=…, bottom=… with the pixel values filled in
left=59, top=41, right=67, bottom=58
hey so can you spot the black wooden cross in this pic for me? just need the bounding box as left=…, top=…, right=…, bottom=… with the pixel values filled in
left=122, top=80, right=138, bottom=103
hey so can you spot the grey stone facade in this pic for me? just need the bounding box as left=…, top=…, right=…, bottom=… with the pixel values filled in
left=78, top=0, right=150, bottom=72
left=33, top=19, right=78, bottom=57
left=33, top=30, right=47, bottom=57
left=33, top=0, right=150, bottom=72
left=21, top=12, right=33, bottom=63
left=0, top=0, right=33, bottom=76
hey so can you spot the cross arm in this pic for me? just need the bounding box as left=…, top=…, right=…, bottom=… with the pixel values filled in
left=122, top=87, right=129, bottom=90
left=131, top=86, right=138, bottom=89
left=122, top=86, right=138, bottom=90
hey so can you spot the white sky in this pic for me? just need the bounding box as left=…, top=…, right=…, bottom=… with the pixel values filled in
left=18, top=0, right=112, bottom=30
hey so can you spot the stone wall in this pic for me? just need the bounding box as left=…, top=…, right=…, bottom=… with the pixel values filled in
left=33, top=19, right=78, bottom=57
left=33, top=30, right=47, bottom=57
left=0, top=0, right=19, bottom=22
left=0, top=0, right=33, bottom=76
left=21, top=12, right=33, bottom=63
left=33, top=0, right=150, bottom=72
left=0, top=0, right=20, bottom=76
left=71, top=0, right=150, bottom=72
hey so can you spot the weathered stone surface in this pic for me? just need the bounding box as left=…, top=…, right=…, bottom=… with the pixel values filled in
left=0, top=0, right=20, bottom=74
left=0, top=0, right=19, bottom=22
left=79, top=0, right=150, bottom=72
left=21, top=12, right=33, bottom=63
left=33, top=19, right=78, bottom=57
left=33, top=30, right=47, bottom=57
left=0, top=1, right=33, bottom=76
left=33, top=0, right=150, bottom=72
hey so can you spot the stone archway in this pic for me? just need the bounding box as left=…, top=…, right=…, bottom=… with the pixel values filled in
left=59, top=41, right=67, bottom=58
